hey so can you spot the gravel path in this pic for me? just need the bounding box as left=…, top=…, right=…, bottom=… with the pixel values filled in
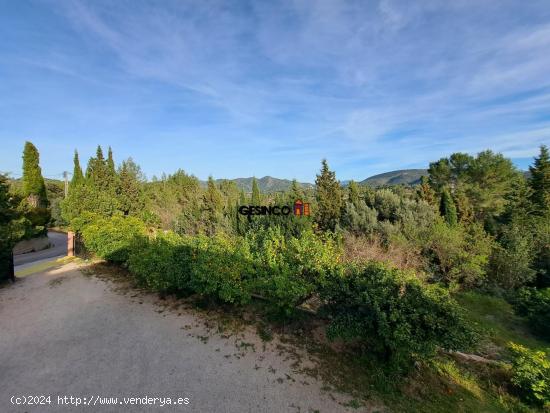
left=0, top=262, right=359, bottom=413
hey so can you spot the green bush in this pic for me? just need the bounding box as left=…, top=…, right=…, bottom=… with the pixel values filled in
left=489, top=223, right=536, bottom=289
left=189, top=233, right=255, bottom=304
left=320, top=261, right=477, bottom=368
left=425, top=221, right=492, bottom=287
left=80, top=215, right=146, bottom=263
left=247, top=228, right=343, bottom=315
left=513, top=288, right=550, bottom=340
left=127, top=231, right=194, bottom=293
left=508, top=342, right=550, bottom=407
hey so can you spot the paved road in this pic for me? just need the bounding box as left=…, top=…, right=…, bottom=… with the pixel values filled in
left=14, top=231, right=67, bottom=267
left=0, top=263, right=358, bottom=413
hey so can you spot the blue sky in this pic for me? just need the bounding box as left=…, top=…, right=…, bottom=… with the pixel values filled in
left=1, top=0, right=550, bottom=182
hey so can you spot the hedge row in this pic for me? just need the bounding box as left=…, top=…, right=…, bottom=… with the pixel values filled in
left=77, top=215, right=476, bottom=366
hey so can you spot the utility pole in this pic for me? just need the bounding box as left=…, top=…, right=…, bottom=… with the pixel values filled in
left=63, top=171, right=68, bottom=198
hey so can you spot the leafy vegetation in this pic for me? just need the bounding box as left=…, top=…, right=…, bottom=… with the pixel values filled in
left=5, top=140, right=550, bottom=410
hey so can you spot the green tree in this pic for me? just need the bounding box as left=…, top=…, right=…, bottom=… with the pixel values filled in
left=203, top=176, right=224, bottom=235
left=289, top=179, right=304, bottom=201
left=22, top=141, right=48, bottom=208
left=347, top=180, right=360, bottom=208
left=417, top=176, right=437, bottom=207
left=86, top=146, right=107, bottom=187
left=70, top=150, right=85, bottom=187
left=117, top=158, right=144, bottom=216
left=251, top=177, right=261, bottom=205
left=529, top=145, right=550, bottom=213
left=315, top=159, right=343, bottom=231
left=440, top=188, right=458, bottom=227
left=0, top=174, right=27, bottom=280
left=107, top=146, right=116, bottom=177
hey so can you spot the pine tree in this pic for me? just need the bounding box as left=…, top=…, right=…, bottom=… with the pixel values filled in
left=315, top=159, right=343, bottom=231
left=440, top=188, right=458, bottom=227
left=22, top=141, right=48, bottom=208
left=70, top=150, right=84, bottom=187
left=251, top=177, right=261, bottom=205
left=529, top=145, right=550, bottom=213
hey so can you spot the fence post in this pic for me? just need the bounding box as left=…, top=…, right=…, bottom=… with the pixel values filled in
left=68, top=231, right=75, bottom=257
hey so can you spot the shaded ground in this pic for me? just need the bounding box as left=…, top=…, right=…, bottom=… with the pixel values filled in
left=13, top=231, right=67, bottom=267
left=0, top=262, right=366, bottom=413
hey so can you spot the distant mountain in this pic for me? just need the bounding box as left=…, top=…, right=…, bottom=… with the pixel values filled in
left=360, top=169, right=428, bottom=187
left=200, top=176, right=314, bottom=193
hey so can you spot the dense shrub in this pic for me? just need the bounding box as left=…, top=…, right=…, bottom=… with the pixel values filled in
left=425, top=221, right=493, bottom=287
left=320, top=261, right=477, bottom=368
left=189, top=233, right=255, bottom=304
left=79, top=215, right=146, bottom=263
left=127, top=231, right=194, bottom=293
left=249, top=228, right=342, bottom=315
left=513, top=288, right=550, bottom=340
left=508, top=343, right=550, bottom=407
left=489, top=224, right=536, bottom=289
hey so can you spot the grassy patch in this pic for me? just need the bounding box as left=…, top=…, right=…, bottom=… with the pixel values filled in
left=456, top=291, right=548, bottom=352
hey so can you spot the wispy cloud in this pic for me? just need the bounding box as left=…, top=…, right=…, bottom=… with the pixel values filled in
left=1, top=0, right=549, bottom=180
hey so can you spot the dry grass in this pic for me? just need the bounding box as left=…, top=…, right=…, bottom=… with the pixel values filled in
left=342, top=233, right=426, bottom=273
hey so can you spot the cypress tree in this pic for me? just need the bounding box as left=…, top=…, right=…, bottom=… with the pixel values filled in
left=86, top=145, right=106, bottom=182
left=315, top=159, right=343, bottom=231
left=117, top=158, right=143, bottom=216
left=105, top=146, right=117, bottom=192
left=529, top=145, right=550, bottom=212
left=289, top=179, right=304, bottom=202
left=440, top=188, right=458, bottom=227
left=107, top=146, right=115, bottom=176
left=70, top=150, right=84, bottom=186
left=251, top=177, right=261, bottom=204
left=22, top=141, right=48, bottom=208
left=203, top=176, right=223, bottom=235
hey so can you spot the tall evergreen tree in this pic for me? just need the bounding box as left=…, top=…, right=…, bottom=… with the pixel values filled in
left=22, top=141, right=48, bottom=208
left=529, top=145, right=550, bottom=213
left=203, top=176, right=223, bottom=235
left=289, top=179, right=304, bottom=201
left=251, top=177, right=261, bottom=204
left=117, top=158, right=144, bottom=216
left=440, top=188, right=458, bottom=227
left=70, top=150, right=84, bottom=187
left=107, top=146, right=116, bottom=176
left=315, top=159, right=343, bottom=231
left=86, top=145, right=106, bottom=184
